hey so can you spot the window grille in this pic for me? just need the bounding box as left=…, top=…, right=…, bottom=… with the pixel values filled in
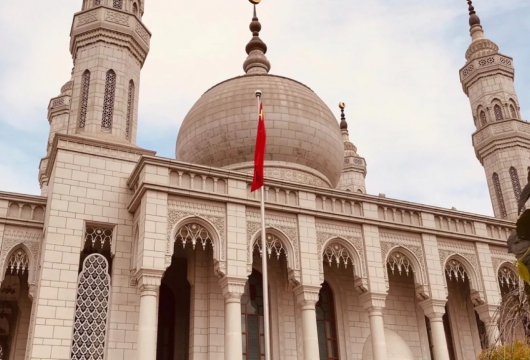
left=71, top=254, right=110, bottom=360
left=101, top=70, right=116, bottom=131
left=78, top=70, right=91, bottom=130
left=493, top=172, right=507, bottom=218
left=133, top=2, right=138, bottom=15
left=94, top=0, right=101, bottom=5
left=6, top=249, right=29, bottom=274
left=112, top=0, right=122, bottom=9
left=510, top=166, right=522, bottom=203
left=125, top=80, right=134, bottom=140
left=316, top=282, right=339, bottom=360
left=323, top=242, right=353, bottom=269
left=498, top=265, right=518, bottom=289
left=175, top=223, right=213, bottom=251
left=480, top=111, right=487, bottom=127
left=494, top=105, right=503, bottom=121
left=510, top=105, right=517, bottom=119
left=254, top=233, right=286, bottom=260
left=387, top=251, right=414, bottom=277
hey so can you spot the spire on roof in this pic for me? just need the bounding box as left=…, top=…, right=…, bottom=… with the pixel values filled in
left=464, top=0, right=498, bottom=61
left=338, top=103, right=358, bottom=155
left=467, top=0, right=481, bottom=26
left=243, top=3, right=271, bottom=74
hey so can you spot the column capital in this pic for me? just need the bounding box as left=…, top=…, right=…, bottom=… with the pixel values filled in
left=474, top=303, right=499, bottom=321
left=293, top=285, right=320, bottom=308
left=419, top=299, right=447, bottom=320
left=359, top=292, right=387, bottom=313
left=218, top=276, right=247, bottom=301
left=136, top=268, right=164, bottom=294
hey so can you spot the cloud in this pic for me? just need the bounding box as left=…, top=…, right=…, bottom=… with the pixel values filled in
left=1, top=0, right=529, bottom=216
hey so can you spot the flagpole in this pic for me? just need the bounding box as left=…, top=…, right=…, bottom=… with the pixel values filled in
left=255, top=90, right=271, bottom=360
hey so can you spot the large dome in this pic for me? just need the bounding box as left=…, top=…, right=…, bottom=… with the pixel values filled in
left=175, top=74, right=344, bottom=188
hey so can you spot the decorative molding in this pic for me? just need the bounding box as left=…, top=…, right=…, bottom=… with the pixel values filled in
left=492, top=122, right=512, bottom=134
left=167, top=200, right=226, bottom=274
left=77, top=10, right=98, bottom=27
left=438, top=248, right=483, bottom=295
left=105, top=10, right=129, bottom=26
left=135, top=21, right=149, bottom=44
left=239, top=167, right=330, bottom=188
left=517, top=122, right=530, bottom=134
left=438, top=240, right=475, bottom=254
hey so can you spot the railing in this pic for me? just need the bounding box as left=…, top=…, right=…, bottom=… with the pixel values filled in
left=247, top=185, right=298, bottom=206
left=169, top=170, right=227, bottom=195
left=486, top=225, right=511, bottom=240
left=378, top=205, right=421, bottom=226
left=316, top=195, right=363, bottom=216
left=434, top=215, right=475, bottom=235
left=7, top=202, right=46, bottom=222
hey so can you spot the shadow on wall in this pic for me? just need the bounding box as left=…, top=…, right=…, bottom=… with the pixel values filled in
left=362, top=328, right=414, bottom=360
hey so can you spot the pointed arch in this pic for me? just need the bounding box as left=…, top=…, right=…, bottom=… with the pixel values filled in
left=112, top=0, right=123, bottom=9
left=101, top=69, right=116, bottom=132
left=493, top=104, right=504, bottom=121
left=479, top=110, right=487, bottom=127
left=249, top=227, right=296, bottom=274
left=510, top=166, right=522, bottom=203
left=132, top=2, right=138, bottom=15
left=125, top=80, right=134, bottom=140
left=169, top=216, right=222, bottom=268
left=509, top=98, right=519, bottom=119
left=496, top=261, right=519, bottom=291
left=385, top=245, right=426, bottom=290
left=78, top=70, right=90, bottom=130
left=320, top=237, right=362, bottom=277
left=443, top=254, right=483, bottom=304
left=0, top=244, right=35, bottom=287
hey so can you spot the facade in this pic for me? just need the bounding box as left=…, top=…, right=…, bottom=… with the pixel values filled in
left=0, top=1, right=526, bottom=360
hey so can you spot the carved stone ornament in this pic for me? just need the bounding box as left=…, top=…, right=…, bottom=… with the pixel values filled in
left=167, top=200, right=226, bottom=275
left=105, top=10, right=129, bottom=26
left=77, top=10, right=98, bottom=27
left=0, top=228, right=42, bottom=287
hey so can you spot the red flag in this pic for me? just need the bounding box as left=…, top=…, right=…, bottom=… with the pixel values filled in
left=251, top=102, right=266, bottom=192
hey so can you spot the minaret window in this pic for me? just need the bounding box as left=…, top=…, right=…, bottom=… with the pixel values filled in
left=93, top=0, right=101, bottom=5
left=133, top=2, right=138, bottom=15
left=102, top=70, right=116, bottom=132
left=126, top=80, right=134, bottom=140
left=112, top=0, right=122, bottom=9
left=479, top=111, right=487, bottom=126
left=510, top=166, right=522, bottom=203
left=510, top=105, right=517, bottom=119
left=78, top=70, right=91, bottom=130
left=494, top=104, right=503, bottom=121
left=493, top=172, right=507, bottom=218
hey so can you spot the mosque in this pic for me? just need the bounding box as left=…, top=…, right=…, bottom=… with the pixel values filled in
left=0, top=0, right=525, bottom=359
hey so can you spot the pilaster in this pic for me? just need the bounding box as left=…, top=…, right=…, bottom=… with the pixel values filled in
left=361, top=224, right=387, bottom=293
left=297, top=214, right=319, bottom=286
left=421, top=233, right=447, bottom=300
left=475, top=242, right=501, bottom=306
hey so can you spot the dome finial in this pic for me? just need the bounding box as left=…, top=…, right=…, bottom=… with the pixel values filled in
left=339, top=102, right=348, bottom=131
left=243, top=1, right=271, bottom=75
left=467, top=0, right=481, bottom=26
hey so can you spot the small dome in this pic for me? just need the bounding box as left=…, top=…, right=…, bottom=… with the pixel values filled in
left=362, top=328, right=414, bottom=360
left=176, top=74, right=344, bottom=187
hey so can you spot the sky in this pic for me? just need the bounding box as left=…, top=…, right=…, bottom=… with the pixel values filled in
left=0, top=0, right=529, bottom=217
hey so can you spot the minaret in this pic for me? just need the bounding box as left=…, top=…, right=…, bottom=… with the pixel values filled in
left=68, top=0, right=149, bottom=143
left=337, top=103, right=367, bottom=193
left=460, top=0, right=528, bottom=221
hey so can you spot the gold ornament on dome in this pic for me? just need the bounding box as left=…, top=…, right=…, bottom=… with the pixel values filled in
left=339, top=102, right=346, bottom=110
left=249, top=0, right=261, bottom=4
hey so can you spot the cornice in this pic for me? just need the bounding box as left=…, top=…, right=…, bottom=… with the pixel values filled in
left=45, top=134, right=155, bottom=180
left=0, top=218, right=45, bottom=230
left=0, top=192, right=47, bottom=206
left=472, top=121, right=530, bottom=164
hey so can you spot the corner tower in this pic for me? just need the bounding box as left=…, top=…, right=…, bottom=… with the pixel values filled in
left=68, top=0, right=150, bottom=143
left=460, top=1, right=528, bottom=221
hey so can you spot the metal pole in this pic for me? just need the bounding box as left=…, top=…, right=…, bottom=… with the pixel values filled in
left=256, top=91, right=271, bottom=360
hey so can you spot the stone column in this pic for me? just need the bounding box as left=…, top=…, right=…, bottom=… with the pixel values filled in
left=137, top=270, right=163, bottom=360
left=420, top=299, right=450, bottom=360
left=475, top=304, right=500, bottom=347
left=359, top=293, right=387, bottom=360
left=294, top=285, right=320, bottom=360
left=219, top=276, right=247, bottom=360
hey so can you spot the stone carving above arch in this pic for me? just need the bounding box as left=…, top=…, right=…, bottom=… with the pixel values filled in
left=167, top=199, right=226, bottom=276
left=0, top=227, right=42, bottom=292
left=497, top=263, right=518, bottom=289
left=439, top=251, right=484, bottom=305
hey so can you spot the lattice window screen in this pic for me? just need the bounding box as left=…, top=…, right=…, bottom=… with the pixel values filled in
left=445, top=258, right=467, bottom=282
left=387, top=251, right=414, bottom=277
left=494, top=105, right=504, bottom=121
left=125, top=80, right=134, bottom=140
left=480, top=111, right=487, bottom=126
left=6, top=249, right=29, bottom=274
left=101, top=70, right=116, bottom=132
left=112, top=0, right=122, bottom=9
left=510, top=166, right=522, bottom=205
left=510, top=105, right=517, bottom=119
left=254, top=234, right=286, bottom=260
left=78, top=70, right=91, bottom=130
left=498, top=265, right=518, bottom=289
left=175, top=223, right=213, bottom=250
left=322, top=242, right=353, bottom=269
left=493, top=172, right=507, bottom=218
left=93, top=0, right=101, bottom=5
left=71, top=253, right=110, bottom=360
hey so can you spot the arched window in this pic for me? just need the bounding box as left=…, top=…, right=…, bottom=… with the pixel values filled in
left=112, top=0, right=122, bottom=9
left=71, top=254, right=110, bottom=360
left=480, top=111, right=487, bottom=126
left=126, top=80, right=134, bottom=140
left=93, top=0, right=101, bottom=5
left=133, top=2, right=138, bottom=15
left=78, top=70, right=91, bottom=130
left=510, top=105, right=517, bottom=119
left=493, top=172, right=507, bottom=218
left=494, top=104, right=504, bottom=121
left=102, top=70, right=116, bottom=131
left=241, top=269, right=266, bottom=359
left=316, top=282, right=339, bottom=360
left=498, top=265, right=518, bottom=297
left=510, top=166, right=522, bottom=203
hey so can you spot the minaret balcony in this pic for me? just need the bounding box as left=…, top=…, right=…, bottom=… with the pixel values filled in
left=472, top=118, right=530, bottom=163
left=70, top=6, right=151, bottom=59
left=459, top=54, right=514, bottom=94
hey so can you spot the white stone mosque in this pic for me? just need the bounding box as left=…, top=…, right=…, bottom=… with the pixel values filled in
left=0, top=0, right=527, bottom=359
